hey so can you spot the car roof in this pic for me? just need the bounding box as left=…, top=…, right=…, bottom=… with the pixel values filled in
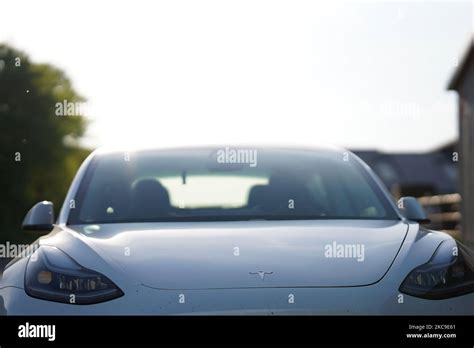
left=90, top=144, right=350, bottom=157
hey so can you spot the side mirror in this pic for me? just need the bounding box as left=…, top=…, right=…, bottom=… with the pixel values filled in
left=22, top=201, right=55, bottom=232
left=398, top=196, right=430, bottom=224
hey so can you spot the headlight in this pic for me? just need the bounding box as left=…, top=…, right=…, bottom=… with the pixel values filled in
left=399, top=239, right=474, bottom=299
left=25, top=246, right=123, bottom=304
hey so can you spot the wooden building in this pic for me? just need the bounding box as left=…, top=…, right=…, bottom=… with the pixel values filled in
left=448, top=38, right=474, bottom=245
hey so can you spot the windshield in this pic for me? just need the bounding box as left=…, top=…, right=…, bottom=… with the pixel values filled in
left=67, top=148, right=400, bottom=224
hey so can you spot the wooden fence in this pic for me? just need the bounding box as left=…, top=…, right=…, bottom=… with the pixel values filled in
left=416, top=193, right=461, bottom=237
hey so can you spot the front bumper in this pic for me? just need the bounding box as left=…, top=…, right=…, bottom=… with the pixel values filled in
left=2, top=283, right=474, bottom=315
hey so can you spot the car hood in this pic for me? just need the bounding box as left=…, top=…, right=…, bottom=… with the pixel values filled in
left=69, top=219, right=408, bottom=289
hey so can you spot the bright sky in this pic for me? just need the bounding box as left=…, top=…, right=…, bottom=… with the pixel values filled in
left=1, top=0, right=472, bottom=152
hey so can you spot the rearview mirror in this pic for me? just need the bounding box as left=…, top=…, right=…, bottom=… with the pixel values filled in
left=398, top=196, right=430, bottom=224
left=22, top=201, right=55, bottom=232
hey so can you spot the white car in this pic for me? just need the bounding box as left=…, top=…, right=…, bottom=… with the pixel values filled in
left=1, top=146, right=473, bottom=315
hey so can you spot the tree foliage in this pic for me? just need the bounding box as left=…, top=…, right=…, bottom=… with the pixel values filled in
left=0, top=44, right=90, bottom=244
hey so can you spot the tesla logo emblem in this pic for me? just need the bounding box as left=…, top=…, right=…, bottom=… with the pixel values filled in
left=250, top=271, right=273, bottom=281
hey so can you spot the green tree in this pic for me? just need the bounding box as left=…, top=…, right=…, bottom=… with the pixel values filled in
left=0, top=44, right=90, bottom=244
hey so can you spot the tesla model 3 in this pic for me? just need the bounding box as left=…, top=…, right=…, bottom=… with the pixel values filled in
left=1, top=146, right=473, bottom=314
